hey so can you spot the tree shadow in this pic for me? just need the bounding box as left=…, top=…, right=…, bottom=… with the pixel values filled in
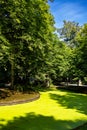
left=0, top=112, right=85, bottom=130
left=49, top=89, right=87, bottom=115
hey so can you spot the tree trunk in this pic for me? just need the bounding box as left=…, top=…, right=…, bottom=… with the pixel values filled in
left=10, top=53, right=15, bottom=90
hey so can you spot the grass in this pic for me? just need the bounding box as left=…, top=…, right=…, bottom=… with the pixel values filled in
left=0, top=88, right=87, bottom=130
left=73, top=123, right=87, bottom=130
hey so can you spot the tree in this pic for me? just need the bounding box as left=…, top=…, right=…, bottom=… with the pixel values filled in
left=0, top=0, right=55, bottom=89
left=45, top=34, right=72, bottom=84
left=75, top=24, right=87, bottom=77
left=66, top=24, right=87, bottom=84
left=0, top=34, right=10, bottom=82
left=57, top=20, right=80, bottom=47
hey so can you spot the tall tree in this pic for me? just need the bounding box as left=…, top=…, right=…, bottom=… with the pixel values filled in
left=67, top=24, right=87, bottom=84
left=0, top=0, right=55, bottom=89
left=45, top=34, right=72, bottom=83
left=57, top=20, right=80, bottom=47
left=75, top=24, right=87, bottom=77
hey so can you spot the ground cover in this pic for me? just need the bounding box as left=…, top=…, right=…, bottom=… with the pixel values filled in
left=0, top=88, right=87, bottom=130
left=0, top=89, right=39, bottom=106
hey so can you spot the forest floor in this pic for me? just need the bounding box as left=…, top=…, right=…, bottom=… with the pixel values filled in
left=0, top=88, right=39, bottom=106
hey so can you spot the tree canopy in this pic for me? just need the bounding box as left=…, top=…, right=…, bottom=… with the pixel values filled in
left=0, top=0, right=55, bottom=88
left=0, top=0, right=87, bottom=90
left=57, top=20, right=80, bottom=47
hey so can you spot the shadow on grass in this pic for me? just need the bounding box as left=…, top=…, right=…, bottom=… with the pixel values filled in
left=49, top=89, right=87, bottom=115
left=73, top=122, right=87, bottom=130
left=0, top=112, right=85, bottom=130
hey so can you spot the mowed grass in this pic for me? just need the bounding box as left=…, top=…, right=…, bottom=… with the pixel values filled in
left=0, top=88, right=87, bottom=130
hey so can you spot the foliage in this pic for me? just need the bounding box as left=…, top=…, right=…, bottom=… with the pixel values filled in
left=57, top=20, right=80, bottom=47
left=75, top=24, right=87, bottom=78
left=0, top=0, right=55, bottom=88
left=57, top=21, right=87, bottom=83
left=0, top=0, right=87, bottom=89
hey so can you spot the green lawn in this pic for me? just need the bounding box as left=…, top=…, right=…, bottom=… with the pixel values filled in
left=0, top=88, right=87, bottom=130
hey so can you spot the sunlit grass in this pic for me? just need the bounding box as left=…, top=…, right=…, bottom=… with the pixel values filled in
left=0, top=88, right=87, bottom=130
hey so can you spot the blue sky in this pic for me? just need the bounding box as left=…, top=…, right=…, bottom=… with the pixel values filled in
left=48, top=0, right=87, bottom=28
